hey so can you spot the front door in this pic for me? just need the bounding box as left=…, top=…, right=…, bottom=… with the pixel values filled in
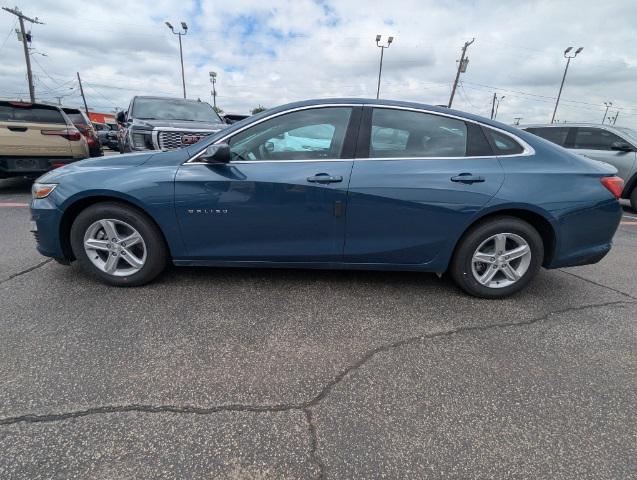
left=174, top=106, right=360, bottom=262
left=344, top=107, right=505, bottom=265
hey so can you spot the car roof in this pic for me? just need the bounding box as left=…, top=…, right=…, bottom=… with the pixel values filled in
left=256, top=97, right=523, bottom=135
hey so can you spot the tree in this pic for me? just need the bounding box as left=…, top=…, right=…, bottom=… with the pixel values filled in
left=251, top=105, right=266, bottom=114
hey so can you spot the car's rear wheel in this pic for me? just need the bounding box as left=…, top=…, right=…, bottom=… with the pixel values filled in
left=70, top=202, right=167, bottom=286
left=450, top=217, right=544, bottom=298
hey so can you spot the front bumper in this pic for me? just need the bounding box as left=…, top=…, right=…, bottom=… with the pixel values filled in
left=30, top=198, right=65, bottom=259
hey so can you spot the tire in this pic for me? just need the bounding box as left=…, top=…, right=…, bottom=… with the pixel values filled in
left=630, top=187, right=637, bottom=212
left=70, top=202, right=167, bottom=286
left=450, top=216, right=544, bottom=299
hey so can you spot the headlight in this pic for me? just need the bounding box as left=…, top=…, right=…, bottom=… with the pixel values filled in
left=32, top=183, right=58, bottom=199
left=131, top=131, right=154, bottom=150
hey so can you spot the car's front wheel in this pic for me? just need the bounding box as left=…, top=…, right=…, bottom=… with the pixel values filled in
left=450, top=217, right=544, bottom=298
left=70, top=202, right=167, bottom=286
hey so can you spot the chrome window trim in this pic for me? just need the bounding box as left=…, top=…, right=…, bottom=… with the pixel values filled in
left=185, top=102, right=535, bottom=165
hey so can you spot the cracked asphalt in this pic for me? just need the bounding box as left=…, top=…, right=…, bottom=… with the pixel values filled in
left=1, top=176, right=636, bottom=479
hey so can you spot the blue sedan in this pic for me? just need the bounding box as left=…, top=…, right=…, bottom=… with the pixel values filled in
left=30, top=99, right=624, bottom=298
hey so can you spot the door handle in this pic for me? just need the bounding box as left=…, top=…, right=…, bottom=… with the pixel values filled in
left=307, top=173, right=343, bottom=184
left=451, top=173, right=485, bottom=184
left=7, top=126, right=27, bottom=132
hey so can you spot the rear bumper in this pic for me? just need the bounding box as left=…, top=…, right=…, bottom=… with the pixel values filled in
left=0, top=157, right=80, bottom=178
left=547, top=199, right=622, bottom=269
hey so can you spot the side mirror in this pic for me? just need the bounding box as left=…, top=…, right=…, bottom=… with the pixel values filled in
left=611, top=141, right=634, bottom=152
left=200, top=143, right=231, bottom=163
left=116, top=111, right=126, bottom=125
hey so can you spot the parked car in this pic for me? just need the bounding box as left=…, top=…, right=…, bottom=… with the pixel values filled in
left=62, top=107, right=102, bottom=157
left=0, top=100, right=88, bottom=179
left=521, top=123, right=637, bottom=209
left=30, top=99, right=623, bottom=298
left=116, top=96, right=226, bottom=153
left=93, top=122, right=119, bottom=150
left=223, top=113, right=250, bottom=124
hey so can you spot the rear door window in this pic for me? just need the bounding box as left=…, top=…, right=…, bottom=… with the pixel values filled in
left=573, top=128, right=624, bottom=151
left=0, top=103, right=66, bottom=124
left=525, top=127, right=569, bottom=147
left=64, top=112, right=88, bottom=125
left=369, top=108, right=470, bottom=158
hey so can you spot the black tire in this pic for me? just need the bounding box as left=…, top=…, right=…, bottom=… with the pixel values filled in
left=450, top=216, right=544, bottom=299
left=630, top=187, right=637, bottom=212
left=70, top=202, right=167, bottom=286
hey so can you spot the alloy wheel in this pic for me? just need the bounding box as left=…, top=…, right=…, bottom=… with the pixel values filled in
left=470, top=233, right=532, bottom=289
left=83, top=219, right=147, bottom=277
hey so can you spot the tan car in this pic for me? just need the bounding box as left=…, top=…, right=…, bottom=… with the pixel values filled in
left=0, top=100, right=89, bottom=179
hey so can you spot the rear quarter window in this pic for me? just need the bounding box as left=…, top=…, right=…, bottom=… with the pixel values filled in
left=485, top=128, right=524, bottom=155
left=0, top=104, right=66, bottom=124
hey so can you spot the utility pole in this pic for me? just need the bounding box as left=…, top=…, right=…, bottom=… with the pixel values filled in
left=490, top=92, right=496, bottom=119
left=209, top=71, right=217, bottom=109
left=54, top=96, right=63, bottom=105
left=375, top=34, right=393, bottom=99
left=613, top=111, right=619, bottom=125
left=514, top=117, right=522, bottom=126
left=2, top=6, right=43, bottom=102
left=166, top=21, right=188, bottom=98
left=448, top=38, right=474, bottom=108
left=602, top=102, right=612, bottom=124
left=551, top=46, right=583, bottom=123
left=494, top=95, right=505, bottom=120
left=77, top=72, right=89, bottom=116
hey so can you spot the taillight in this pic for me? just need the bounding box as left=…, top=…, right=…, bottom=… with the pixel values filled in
left=600, top=176, right=624, bottom=199
left=41, top=128, right=82, bottom=141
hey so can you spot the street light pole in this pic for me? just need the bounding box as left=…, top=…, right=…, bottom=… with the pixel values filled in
left=166, top=21, right=188, bottom=98
left=551, top=46, right=583, bottom=124
left=602, top=102, right=612, bottom=124
left=375, top=34, right=393, bottom=99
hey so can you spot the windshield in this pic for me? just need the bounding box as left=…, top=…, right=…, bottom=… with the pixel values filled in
left=615, top=127, right=637, bottom=144
left=132, top=98, right=222, bottom=123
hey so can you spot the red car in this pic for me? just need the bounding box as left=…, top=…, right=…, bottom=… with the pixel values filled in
left=62, top=107, right=103, bottom=157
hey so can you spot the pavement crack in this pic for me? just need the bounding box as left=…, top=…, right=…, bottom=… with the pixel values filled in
left=0, top=258, right=52, bottom=285
left=0, top=402, right=305, bottom=426
left=304, top=408, right=326, bottom=479
left=303, top=299, right=634, bottom=407
left=558, top=268, right=636, bottom=300
left=1, top=299, right=633, bottom=480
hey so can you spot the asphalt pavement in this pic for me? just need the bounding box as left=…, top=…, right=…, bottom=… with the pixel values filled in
left=1, top=175, right=635, bottom=479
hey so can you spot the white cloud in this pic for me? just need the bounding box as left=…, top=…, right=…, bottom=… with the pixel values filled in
left=1, top=0, right=636, bottom=127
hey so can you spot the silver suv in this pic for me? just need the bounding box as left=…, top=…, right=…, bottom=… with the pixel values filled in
left=521, top=123, right=637, bottom=209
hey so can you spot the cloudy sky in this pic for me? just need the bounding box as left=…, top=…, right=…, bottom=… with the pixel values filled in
left=1, top=0, right=637, bottom=128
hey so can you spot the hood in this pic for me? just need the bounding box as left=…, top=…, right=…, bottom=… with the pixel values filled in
left=134, top=118, right=226, bottom=131
left=36, top=152, right=155, bottom=183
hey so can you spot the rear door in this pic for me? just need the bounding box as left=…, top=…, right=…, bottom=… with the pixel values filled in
left=569, top=127, right=636, bottom=181
left=0, top=102, right=72, bottom=158
left=344, top=107, right=504, bottom=265
left=174, top=106, right=360, bottom=262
